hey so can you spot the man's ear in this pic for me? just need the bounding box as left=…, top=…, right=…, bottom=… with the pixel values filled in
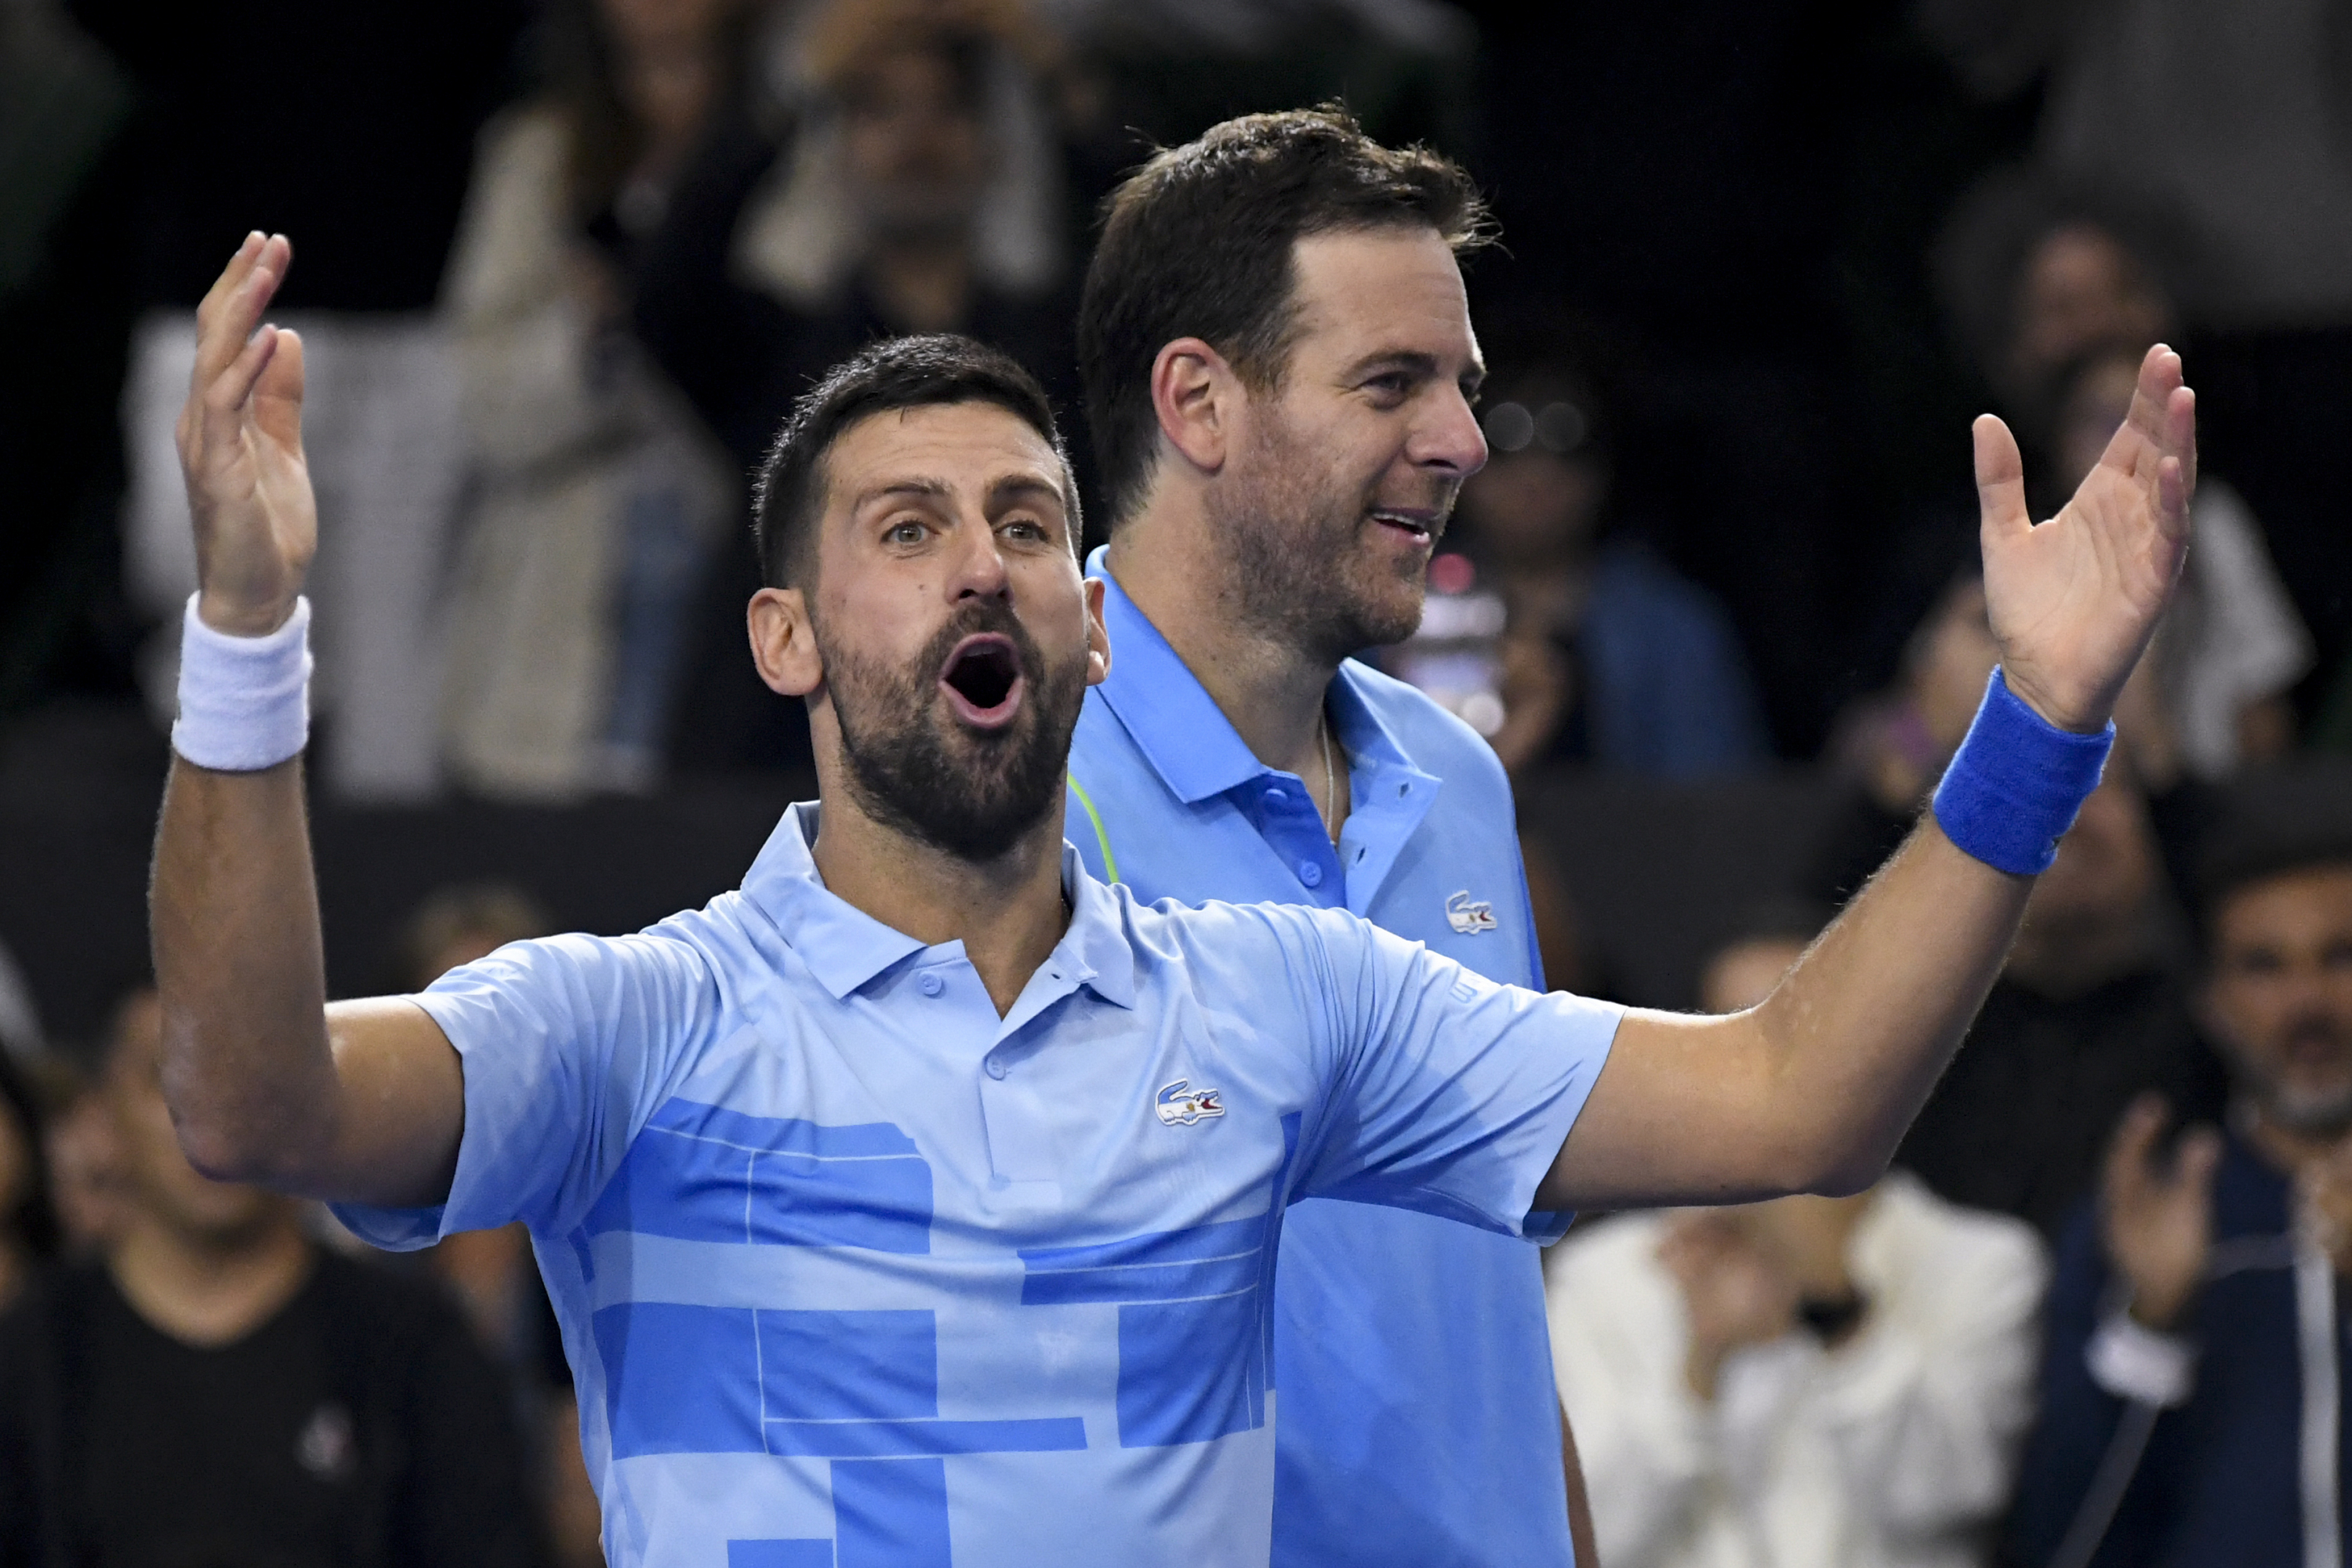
left=1151, top=337, right=1240, bottom=477
left=1083, top=575, right=1111, bottom=689
left=749, top=585, right=823, bottom=698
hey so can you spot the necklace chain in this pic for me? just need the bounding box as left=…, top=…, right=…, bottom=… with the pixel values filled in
left=1318, top=710, right=1339, bottom=843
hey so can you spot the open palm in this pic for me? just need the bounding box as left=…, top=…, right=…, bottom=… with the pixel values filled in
left=1977, top=345, right=2195, bottom=733
left=175, top=233, right=317, bottom=637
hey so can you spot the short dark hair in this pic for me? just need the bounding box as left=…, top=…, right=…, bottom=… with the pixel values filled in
left=2195, top=761, right=2352, bottom=936
left=752, top=335, right=1076, bottom=589
left=1077, top=106, right=1494, bottom=529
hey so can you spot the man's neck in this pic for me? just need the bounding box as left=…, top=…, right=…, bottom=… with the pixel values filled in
left=1104, top=521, right=1345, bottom=804
left=2243, top=1104, right=2352, bottom=1182
left=107, top=1210, right=313, bottom=1349
left=811, top=784, right=1071, bottom=1018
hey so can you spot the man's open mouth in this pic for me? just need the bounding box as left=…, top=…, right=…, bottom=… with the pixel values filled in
left=1369, top=509, right=1437, bottom=543
left=938, top=633, right=1025, bottom=728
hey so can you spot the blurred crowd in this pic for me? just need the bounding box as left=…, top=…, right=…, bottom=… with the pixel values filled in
left=2, top=0, right=2351, bottom=1563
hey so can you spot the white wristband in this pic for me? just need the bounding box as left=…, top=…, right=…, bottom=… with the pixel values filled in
left=171, top=593, right=313, bottom=771
left=2086, top=1308, right=2197, bottom=1408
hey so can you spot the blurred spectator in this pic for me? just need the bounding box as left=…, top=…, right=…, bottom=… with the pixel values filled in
left=1922, top=0, right=2352, bottom=333
left=1896, top=768, right=2229, bottom=1240
left=2049, top=343, right=2310, bottom=781
left=1935, top=173, right=2187, bottom=437
left=1547, top=902, right=2047, bottom=1568
left=637, top=0, right=1079, bottom=773
left=394, top=884, right=552, bottom=1359
left=394, top=885, right=604, bottom=1568
left=1928, top=161, right=2348, bottom=737
left=0, top=1054, right=60, bottom=1311
left=36, top=1061, right=123, bottom=1260
left=78, top=0, right=527, bottom=801
left=435, top=0, right=742, bottom=800
left=0, top=986, right=540, bottom=1565
left=1828, top=572, right=2000, bottom=866
left=1444, top=339, right=1769, bottom=779
left=1857, top=175, right=2187, bottom=700
left=2009, top=763, right=2352, bottom=1567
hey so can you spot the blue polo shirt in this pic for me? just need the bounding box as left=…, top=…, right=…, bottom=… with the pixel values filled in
left=1066, top=557, right=1574, bottom=1566
left=333, top=804, right=1621, bottom=1568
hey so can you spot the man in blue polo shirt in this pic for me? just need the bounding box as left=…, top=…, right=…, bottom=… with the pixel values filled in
left=1065, top=109, right=1574, bottom=1566
left=151, top=230, right=2194, bottom=1567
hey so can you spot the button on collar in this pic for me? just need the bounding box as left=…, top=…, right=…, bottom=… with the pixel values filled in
left=918, top=972, right=945, bottom=997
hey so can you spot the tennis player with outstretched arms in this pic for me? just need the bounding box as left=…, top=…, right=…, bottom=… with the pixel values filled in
left=152, top=230, right=2192, bottom=1567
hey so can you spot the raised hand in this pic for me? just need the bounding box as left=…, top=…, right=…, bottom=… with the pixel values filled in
left=1976, top=344, right=2195, bottom=732
left=176, top=233, right=315, bottom=636
left=2100, top=1094, right=2221, bottom=1331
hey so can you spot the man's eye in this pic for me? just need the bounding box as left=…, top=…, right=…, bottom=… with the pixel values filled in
left=885, top=520, right=927, bottom=545
left=1001, top=518, right=1047, bottom=541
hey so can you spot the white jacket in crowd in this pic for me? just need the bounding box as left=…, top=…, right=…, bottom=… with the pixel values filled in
left=1545, top=1172, right=2048, bottom=1568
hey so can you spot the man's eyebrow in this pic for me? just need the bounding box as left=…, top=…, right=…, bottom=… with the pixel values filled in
left=850, top=477, right=953, bottom=510
left=1342, top=348, right=1486, bottom=391
left=1342, top=348, right=1443, bottom=382
left=985, top=473, right=1069, bottom=510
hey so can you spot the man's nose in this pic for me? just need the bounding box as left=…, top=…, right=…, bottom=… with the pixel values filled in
left=947, top=514, right=1011, bottom=601
left=1410, top=383, right=1489, bottom=478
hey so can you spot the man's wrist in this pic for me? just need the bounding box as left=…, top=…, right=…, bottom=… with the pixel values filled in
left=172, top=592, right=314, bottom=771
left=1930, top=666, right=2114, bottom=876
left=195, top=588, right=301, bottom=639
left=1995, top=663, right=2107, bottom=736
left=2086, top=1305, right=2197, bottom=1406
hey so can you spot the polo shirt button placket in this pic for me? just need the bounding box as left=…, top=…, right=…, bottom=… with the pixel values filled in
left=983, top=1054, right=1008, bottom=1080
left=1298, top=860, right=1323, bottom=888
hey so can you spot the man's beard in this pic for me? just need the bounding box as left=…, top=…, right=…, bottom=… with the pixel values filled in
left=821, top=601, right=1086, bottom=863
left=1204, top=405, right=1448, bottom=663
left=2228, top=1018, right=2352, bottom=1138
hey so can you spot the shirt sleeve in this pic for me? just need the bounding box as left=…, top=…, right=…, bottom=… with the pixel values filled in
left=1278, top=906, right=1623, bottom=1243
left=332, top=928, right=722, bottom=1248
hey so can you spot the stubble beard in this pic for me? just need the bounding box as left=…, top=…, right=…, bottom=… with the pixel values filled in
left=1203, top=405, right=1441, bottom=665
left=2234, top=1019, right=2352, bottom=1139
left=820, top=603, right=1087, bottom=864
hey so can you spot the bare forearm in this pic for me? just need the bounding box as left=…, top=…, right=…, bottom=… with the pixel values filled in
left=1750, top=816, right=2028, bottom=1191
left=151, top=754, right=341, bottom=1181
left=1546, top=816, right=2029, bottom=1209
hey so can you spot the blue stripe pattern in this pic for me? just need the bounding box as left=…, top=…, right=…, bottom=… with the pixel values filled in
left=595, top=1303, right=1085, bottom=1461
left=728, top=1457, right=956, bottom=1567
left=1018, top=1213, right=1274, bottom=1449
left=586, top=1102, right=933, bottom=1253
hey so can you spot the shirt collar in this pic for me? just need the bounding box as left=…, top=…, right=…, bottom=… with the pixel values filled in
left=1089, top=550, right=1270, bottom=804
left=741, top=802, right=1136, bottom=1010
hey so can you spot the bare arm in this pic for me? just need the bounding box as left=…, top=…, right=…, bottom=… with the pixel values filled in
left=1541, top=347, right=2197, bottom=1211
left=151, top=234, right=463, bottom=1204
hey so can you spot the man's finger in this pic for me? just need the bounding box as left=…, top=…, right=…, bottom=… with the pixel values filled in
left=249, top=326, right=307, bottom=449
left=2104, top=1094, right=2169, bottom=1199
left=197, top=325, right=281, bottom=470
left=2100, top=345, right=2184, bottom=484
left=2176, top=1126, right=2223, bottom=1192
left=1973, top=412, right=2029, bottom=547
left=191, top=234, right=292, bottom=390
left=193, top=231, right=265, bottom=337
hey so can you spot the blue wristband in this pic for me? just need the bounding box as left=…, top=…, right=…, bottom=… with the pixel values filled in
left=1930, top=667, right=2114, bottom=875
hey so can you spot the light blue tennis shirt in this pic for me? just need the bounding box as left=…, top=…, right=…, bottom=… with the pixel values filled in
left=334, top=803, right=1621, bottom=1568
left=1066, top=556, right=1577, bottom=1566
